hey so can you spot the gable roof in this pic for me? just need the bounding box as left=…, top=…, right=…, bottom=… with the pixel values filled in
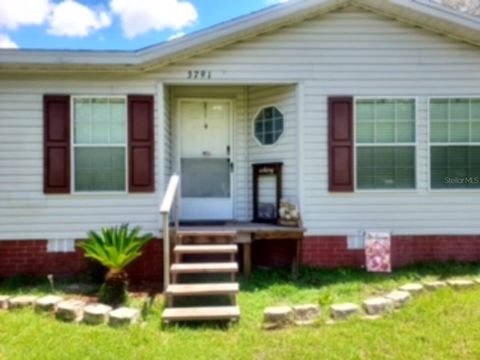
left=0, top=0, right=479, bottom=73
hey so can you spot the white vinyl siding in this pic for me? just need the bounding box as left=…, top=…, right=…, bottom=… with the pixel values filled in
left=247, top=85, right=298, bottom=219
left=0, top=80, right=162, bottom=240
left=4, top=6, right=480, bottom=241
left=152, top=6, right=480, bottom=236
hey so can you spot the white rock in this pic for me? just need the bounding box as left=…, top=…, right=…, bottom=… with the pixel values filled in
left=9, top=295, right=38, bottom=309
left=55, top=300, right=85, bottom=322
left=362, top=297, right=394, bottom=315
left=35, top=295, right=63, bottom=312
left=385, top=291, right=411, bottom=309
left=109, top=307, right=140, bottom=327
left=423, top=281, right=447, bottom=291
left=83, top=304, right=112, bottom=325
left=292, top=304, right=321, bottom=326
left=447, top=279, right=474, bottom=289
left=0, top=296, right=10, bottom=310
left=399, top=283, right=424, bottom=295
left=264, top=306, right=294, bottom=329
left=330, top=303, right=360, bottom=320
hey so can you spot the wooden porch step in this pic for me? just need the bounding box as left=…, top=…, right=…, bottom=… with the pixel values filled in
left=165, top=283, right=239, bottom=296
left=171, top=262, right=238, bottom=274
left=162, top=306, right=240, bottom=322
left=177, top=230, right=237, bottom=238
left=174, top=244, right=238, bottom=254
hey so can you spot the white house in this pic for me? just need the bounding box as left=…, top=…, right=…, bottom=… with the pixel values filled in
left=1, top=0, right=480, bottom=282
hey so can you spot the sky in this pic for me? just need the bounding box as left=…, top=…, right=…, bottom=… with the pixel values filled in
left=0, top=0, right=288, bottom=50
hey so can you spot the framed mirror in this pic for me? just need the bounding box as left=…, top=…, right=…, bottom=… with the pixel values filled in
left=252, top=162, right=283, bottom=223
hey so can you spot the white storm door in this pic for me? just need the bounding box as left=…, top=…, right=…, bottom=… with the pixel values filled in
left=179, top=100, right=233, bottom=220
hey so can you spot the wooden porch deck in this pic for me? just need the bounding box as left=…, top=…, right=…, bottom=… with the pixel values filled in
left=176, top=222, right=306, bottom=278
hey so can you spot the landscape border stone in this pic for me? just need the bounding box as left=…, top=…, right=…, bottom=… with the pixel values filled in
left=292, top=304, right=321, bottom=326
left=35, top=295, right=64, bottom=313
left=399, top=283, right=424, bottom=295
left=447, top=279, right=474, bottom=289
left=423, top=281, right=447, bottom=291
left=108, top=307, right=140, bottom=327
left=55, top=300, right=86, bottom=322
left=263, top=306, right=294, bottom=329
left=330, top=303, right=360, bottom=320
left=362, top=297, right=394, bottom=315
left=9, top=296, right=38, bottom=309
left=83, top=304, right=112, bottom=325
left=0, top=295, right=10, bottom=310
left=385, top=291, right=411, bottom=309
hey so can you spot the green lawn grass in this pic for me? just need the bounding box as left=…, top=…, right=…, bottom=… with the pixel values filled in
left=1, top=263, right=480, bottom=360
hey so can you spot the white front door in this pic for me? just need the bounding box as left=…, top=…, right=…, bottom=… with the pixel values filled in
left=178, top=99, right=233, bottom=221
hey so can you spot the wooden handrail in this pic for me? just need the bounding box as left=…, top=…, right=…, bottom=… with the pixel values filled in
left=160, top=174, right=180, bottom=290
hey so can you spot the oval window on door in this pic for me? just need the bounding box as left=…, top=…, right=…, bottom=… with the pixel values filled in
left=254, top=106, right=284, bottom=146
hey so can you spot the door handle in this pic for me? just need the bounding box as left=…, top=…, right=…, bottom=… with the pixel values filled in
left=229, top=160, right=234, bottom=173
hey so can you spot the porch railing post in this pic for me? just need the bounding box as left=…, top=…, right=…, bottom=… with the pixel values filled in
left=160, top=174, right=180, bottom=292
left=175, top=185, right=180, bottom=233
left=162, top=212, right=170, bottom=290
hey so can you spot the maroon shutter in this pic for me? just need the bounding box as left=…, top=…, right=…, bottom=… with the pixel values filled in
left=328, top=96, right=354, bottom=192
left=44, top=95, right=70, bottom=194
left=128, top=95, right=155, bottom=192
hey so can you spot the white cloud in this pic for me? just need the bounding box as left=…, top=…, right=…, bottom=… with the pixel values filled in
left=110, top=0, right=198, bottom=38
left=0, top=0, right=51, bottom=30
left=0, top=33, right=17, bottom=48
left=0, top=0, right=199, bottom=42
left=168, top=31, right=185, bottom=41
left=47, top=0, right=111, bottom=37
left=0, top=0, right=111, bottom=39
left=265, top=0, right=289, bottom=4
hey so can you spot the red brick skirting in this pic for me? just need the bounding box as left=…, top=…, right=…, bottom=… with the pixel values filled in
left=126, top=240, right=163, bottom=282
left=254, top=235, right=480, bottom=269
left=302, top=236, right=365, bottom=268
left=0, top=240, right=86, bottom=278
left=1, top=236, right=480, bottom=283
left=0, top=239, right=163, bottom=283
left=391, top=236, right=480, bottom=267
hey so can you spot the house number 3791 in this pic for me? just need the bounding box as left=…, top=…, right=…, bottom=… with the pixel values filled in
left=187, top=70, right=212, bottom=79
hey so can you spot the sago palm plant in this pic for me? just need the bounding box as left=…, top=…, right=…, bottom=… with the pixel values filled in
left=79, top=224, right=153, bottom=306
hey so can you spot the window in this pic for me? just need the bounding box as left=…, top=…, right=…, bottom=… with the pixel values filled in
left=356, top=99, right=416, bottom=190
left=430, top=98, right=480, bottom=189
left=73, top=97, right=127, bottom=192
left=254, top=106, right=284, bottom=145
